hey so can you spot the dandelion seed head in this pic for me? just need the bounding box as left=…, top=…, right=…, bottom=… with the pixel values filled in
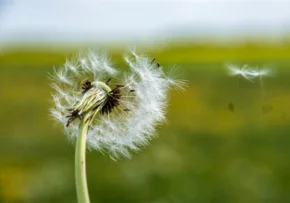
left=50, top=48, right=183, bottom=159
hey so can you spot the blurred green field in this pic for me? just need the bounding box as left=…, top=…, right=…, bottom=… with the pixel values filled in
left=1, top=44, right=290, bottom=203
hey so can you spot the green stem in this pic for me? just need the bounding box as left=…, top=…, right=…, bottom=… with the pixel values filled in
left=75, top=113, right=91, bottom=203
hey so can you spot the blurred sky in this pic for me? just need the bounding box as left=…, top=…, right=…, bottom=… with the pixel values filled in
left=0, top=0, right=290, bottom=45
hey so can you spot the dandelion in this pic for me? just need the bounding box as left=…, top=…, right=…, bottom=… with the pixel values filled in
left=50, top=48, right=184, bottom=203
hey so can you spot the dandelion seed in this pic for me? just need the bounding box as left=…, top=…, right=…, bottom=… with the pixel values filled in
left=49, top=67, right=72, bottom=85
left=226, top=64, right=271, bottom=82
left=227, top=64, right=253, bottom=82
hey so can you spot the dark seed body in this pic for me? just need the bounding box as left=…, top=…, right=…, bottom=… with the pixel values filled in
left=82, top=80, right=92, bottom=94
left=66, top=109, right=81, bottom=127
left=101, top=86, right=122, bottom=115
left=67, top=83, right=125, bottom=127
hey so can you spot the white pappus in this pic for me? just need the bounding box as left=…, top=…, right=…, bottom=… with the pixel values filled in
left=226, top=64, right=271, bottom=82
left=50, top=48, right=185, bottom=159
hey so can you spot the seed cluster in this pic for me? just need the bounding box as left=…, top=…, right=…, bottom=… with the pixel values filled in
left=66, top=80, right=127, bottom=127
left=101, top=86, right=122, bottom=115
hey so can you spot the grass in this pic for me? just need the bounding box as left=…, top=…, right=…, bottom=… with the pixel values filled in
left=0, top=43, right=290, bottom=202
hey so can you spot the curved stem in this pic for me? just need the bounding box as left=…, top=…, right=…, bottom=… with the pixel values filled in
left=75, top=113, right=91, bottom=203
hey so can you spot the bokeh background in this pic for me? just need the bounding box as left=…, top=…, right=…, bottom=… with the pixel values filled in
left=1, top=0, right=290, bottom=202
